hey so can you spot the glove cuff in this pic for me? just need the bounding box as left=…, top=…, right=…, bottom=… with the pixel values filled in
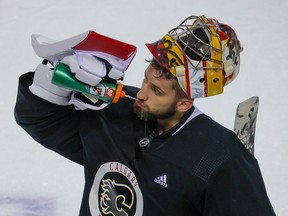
left=29, top=83, right=70, bottom=105
left=29, top=64, right=71, bottom=105
left=69, top=92, right=109, bottom=110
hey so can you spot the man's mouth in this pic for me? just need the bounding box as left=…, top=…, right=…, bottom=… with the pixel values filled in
left=134, top=99, right=146, bottom=109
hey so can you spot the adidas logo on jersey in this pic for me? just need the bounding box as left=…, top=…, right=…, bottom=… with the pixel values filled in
left=154, top=174, right=168, bottom=188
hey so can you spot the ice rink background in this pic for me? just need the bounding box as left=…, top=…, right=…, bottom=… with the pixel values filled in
left=1, top=0, right=287, bottom=215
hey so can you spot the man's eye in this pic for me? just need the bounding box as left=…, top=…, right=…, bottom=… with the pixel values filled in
left=152, top=86, right=163, bottom=95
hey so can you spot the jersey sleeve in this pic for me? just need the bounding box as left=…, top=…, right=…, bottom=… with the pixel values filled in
left=203, top=148, right=275, bottom=216
left=14, top=72, right=84, bottom=165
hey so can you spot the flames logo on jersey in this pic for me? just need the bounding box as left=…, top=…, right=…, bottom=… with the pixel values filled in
left=100, top=179, right=135, bottom=216
left=89, top=162, right=143, bottom=216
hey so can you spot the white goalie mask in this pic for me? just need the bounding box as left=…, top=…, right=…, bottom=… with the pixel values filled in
left=146, top=15, right=243, bottom=98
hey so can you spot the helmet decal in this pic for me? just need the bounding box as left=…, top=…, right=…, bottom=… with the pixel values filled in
left=146, top=35, right=186, bottom=74
left=146, top=15, right=243, bottom=98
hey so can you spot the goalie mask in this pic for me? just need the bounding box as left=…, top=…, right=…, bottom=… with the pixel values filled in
left=146, top=15, right=243, bottom=98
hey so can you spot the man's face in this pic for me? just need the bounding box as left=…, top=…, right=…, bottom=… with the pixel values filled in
left=133, top=64, right=179, bottom=120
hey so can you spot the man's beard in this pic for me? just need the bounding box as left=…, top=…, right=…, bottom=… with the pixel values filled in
left=133, top=103, right=177, bottom=120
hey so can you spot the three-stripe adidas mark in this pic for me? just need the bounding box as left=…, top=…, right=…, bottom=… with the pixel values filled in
left=154, top=174, right=168, bottom=188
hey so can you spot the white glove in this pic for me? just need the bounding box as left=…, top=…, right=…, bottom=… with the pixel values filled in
left=61, top=52, right=124, bottom=86
left=29, top=53, right=124, bottom=108
left=29, top=63, right=71, bottom=105
left=29, top=31, right=137, bottom=110
left=59, top=52, right=125, bottom=110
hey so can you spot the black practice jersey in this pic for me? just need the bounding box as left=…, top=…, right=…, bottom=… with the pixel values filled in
left=15, top=72, right=275, bottom=216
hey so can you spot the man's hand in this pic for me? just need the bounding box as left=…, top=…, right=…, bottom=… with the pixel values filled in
left=29, top=63, right=72, bottom=105
left=61, top=52, right=124, bottom=86
left=29, top=30, right=137, bottom=110
left=29, top=53, right=123, bottom=109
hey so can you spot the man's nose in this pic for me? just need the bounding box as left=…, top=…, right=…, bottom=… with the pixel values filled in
left=136, top=85, right=148, bottom=101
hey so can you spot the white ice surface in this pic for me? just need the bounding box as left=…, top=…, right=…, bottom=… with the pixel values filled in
left=1, top=0, right=287, bottom=215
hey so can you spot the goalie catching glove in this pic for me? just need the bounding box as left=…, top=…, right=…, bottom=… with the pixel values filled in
left=29, top=30, right=137, bottom=110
